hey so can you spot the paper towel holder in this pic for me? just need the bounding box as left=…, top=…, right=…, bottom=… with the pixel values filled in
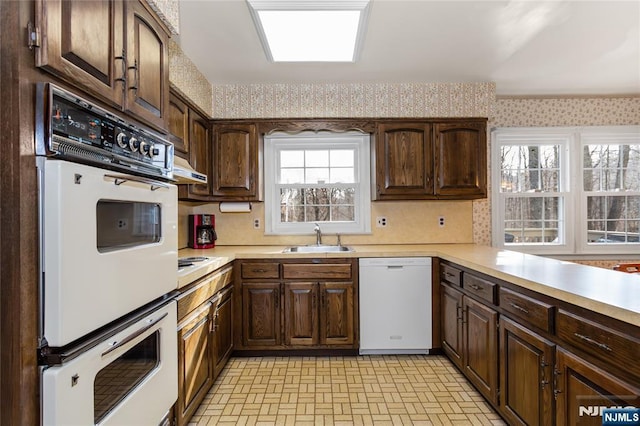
left=219, top=202, right=252, bottom=213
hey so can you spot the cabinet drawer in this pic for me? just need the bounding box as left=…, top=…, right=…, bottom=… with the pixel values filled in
left=499, top=287, right=554, bottom=332
left=177, top=266, right=233, bottom=321
left=241, top=262, right=280, bottom=279
left=556, top=309, right=640, bottom=379
left=462, top=274, right=496, bottom=304
left=282, top=264, right=352, bottom=280
left=441, top=264, right=462, bottom=286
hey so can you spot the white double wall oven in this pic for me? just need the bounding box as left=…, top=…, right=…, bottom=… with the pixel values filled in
left=37, top=83, right=179, bottom=425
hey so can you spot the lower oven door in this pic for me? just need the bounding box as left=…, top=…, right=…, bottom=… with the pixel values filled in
left=41, top=300, right=178, bottom=426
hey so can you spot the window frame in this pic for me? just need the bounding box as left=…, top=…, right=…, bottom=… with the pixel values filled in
left=264, top=131, right=371, bottom=235
left=492, top=126, right=640, bottom=256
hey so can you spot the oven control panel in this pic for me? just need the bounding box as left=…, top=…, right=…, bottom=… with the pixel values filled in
left=37, top=83, right=174, bottom=181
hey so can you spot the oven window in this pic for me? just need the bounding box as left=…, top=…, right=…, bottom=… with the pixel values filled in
left=94, top=331, right=159, bottom=423
left=96, top=201, right=161, bottom=252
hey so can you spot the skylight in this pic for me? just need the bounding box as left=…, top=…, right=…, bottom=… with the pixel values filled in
left=247, top=1, right=371, bottom=62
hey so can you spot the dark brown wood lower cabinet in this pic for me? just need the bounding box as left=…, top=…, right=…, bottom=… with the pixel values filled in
left=242, top=282, right=281, bottom=347
left=213, top=288, right=234, bottom=378
left=555, top=348, right=640, bottom=426
left=319, top=282, right=354, bottom=345
left=463, top=296, right=498, bottom=405
left=177, top=305, right=214, bottom=426
left=441, top=283, right=464, bottom=369
left=284, top=282, right=318, bottom=346
left=499, top=317, right=555, bottom=426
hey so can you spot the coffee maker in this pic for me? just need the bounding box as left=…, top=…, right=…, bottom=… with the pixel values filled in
left=188, top=214, right=217, bottom=249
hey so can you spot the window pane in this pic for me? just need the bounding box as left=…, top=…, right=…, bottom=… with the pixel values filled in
left=503, top=196, right=562, bottom=244
left=306, top=150, right=329, bottom=167
left=304, top=188, right=330, bottom=205
left=586, top=195, right=640, bottom=244
left=305, top=206, right=329, bottom=222
left=583, top=144, right=640, bottom=191
left=330, top=150, right=354, bottom=167
left=281, top=150, right=304, bottom=167
left=331, top=188, right=355, bottom=205
left=500, top=144, right=561, bottom=192
left=331, top=206, right=355, bottom=221
left=281, top=205, right=304, bottom=223
left=280, top=168, right=304, bottom=184
left=330, top=167, right=354, bottom=183
left=306, top=168, right=329, bottom=183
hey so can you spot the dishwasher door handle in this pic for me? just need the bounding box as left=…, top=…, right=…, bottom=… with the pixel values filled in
left=387, top=265, right=404, bottom=269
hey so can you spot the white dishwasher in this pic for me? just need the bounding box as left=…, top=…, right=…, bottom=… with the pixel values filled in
left=359, top=257, right=432, bottom=355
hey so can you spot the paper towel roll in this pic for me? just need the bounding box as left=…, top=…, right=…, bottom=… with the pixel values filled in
left=219, top=202, right=252, bottom=213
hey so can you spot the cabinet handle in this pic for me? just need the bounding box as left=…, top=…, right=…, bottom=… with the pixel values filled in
left=509, top=302, right=529, bottom=314
left=540, top=356, right=549, bottom=389
left=553, top=366, right=563, bottom=400
left=445, top=272, right=456, bottom=280
left=274, top=289, right=279, bottom=308
left=456, top=304, right=462, bottom=321
left=115, top=50, right=126, bottom=84
left=254, top=269, right=266, bottom=273
left=573, top=333, right=612, bottom=352
left=470, top=284, right=482, bottom=291
left=128, top=59, right=138, bottom=92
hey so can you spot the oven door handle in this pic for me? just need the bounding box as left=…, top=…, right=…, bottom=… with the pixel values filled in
left=101, top=312, right=168, bottom=358
left=104, top=174, right=171, bottom=191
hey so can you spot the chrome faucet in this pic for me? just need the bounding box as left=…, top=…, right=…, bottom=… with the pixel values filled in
left=314, top=223, right=322, bottom=246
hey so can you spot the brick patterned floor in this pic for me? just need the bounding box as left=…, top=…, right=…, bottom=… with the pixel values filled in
left=188, top=355, right=506, bottom=425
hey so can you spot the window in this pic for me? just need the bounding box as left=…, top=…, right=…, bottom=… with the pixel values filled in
left=264, top=131, right=371, bottom=235
left=493, top=126, right=640, bottom=255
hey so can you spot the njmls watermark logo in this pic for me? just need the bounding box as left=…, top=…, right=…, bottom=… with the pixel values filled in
left=577, top=395, right=639, bottom=425
left=578, top=406, right=640, bottom=426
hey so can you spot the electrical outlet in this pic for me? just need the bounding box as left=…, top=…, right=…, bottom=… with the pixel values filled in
left=117, top=219, right=128, bottom=229
left=253, top=218, right=261, bottom=229
left=438, top=216, right=445, bottom=227
left=376, top=216, right=387, bottom=227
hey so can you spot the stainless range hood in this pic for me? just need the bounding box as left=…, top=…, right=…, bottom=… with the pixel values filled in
left=172, top=156, right=208, bottom=185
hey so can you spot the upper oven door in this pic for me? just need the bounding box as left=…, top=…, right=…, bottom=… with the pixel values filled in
left=40, top=159, right=178, bottom=347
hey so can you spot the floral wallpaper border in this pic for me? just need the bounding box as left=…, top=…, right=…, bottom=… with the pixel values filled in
left=210, top=82, right=496, bottom=119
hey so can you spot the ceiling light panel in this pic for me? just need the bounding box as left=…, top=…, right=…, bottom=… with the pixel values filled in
left=248, top=0, right=371, bottom=62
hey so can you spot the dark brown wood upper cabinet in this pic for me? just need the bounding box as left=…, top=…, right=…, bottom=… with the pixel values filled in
left=35, top=0, right=169, bottom=132
left=374, top=119, right=487, bottom=200
left=434, top=121, right=487, bottom=198
left=211, top=123, right=261, bottom=201
left=182, top=110, right=213, bottom=200
left=168, top=91, right=190, bottom=155
left=374, top=122, right=433, bottom=199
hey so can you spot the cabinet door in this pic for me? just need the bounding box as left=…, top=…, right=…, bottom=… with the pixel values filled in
left=441, top=283, right=463, bottom=369
left=319, top=282, right=354, bottom=346
left=177, top=305, right=214, bottom=426
left=375, top=122, right=434, bottom=199
left=555, top=348, right=640, bottom=426
left=184, top=111, right=213, bottom=199
left=284, top=283, right=318, bottom=346
left=212, top=124, right=259, bottom=200
left=124, top=0, right=169, bottom=131
left=35, top=0, right=124, bottom=108
left=500, top=317, right=555, bottom=426
left=242, top=283, right=281, bottom=347
left=213, top=289, right=234, bottom=378
left=168, top=92, right=189, bottom=155
left=463, top=296, right=498, bottom=405
left=434, top=122, right=487, bottom=198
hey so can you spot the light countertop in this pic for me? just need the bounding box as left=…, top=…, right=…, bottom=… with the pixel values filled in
left=178, top=244, right=640, bottom=327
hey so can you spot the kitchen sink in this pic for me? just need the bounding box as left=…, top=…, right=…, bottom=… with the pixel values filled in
left=283, top=245, right=354, bottom=253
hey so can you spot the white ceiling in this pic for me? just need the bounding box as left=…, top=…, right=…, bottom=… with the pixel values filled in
left=176, top=0, right=640, bottom=96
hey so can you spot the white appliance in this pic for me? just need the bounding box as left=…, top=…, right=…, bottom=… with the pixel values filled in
left=41, top=300, right=178, bottom=425
left=359, top=257, right=432, bottom=354
left=38, top=159, right=178, bottom=347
